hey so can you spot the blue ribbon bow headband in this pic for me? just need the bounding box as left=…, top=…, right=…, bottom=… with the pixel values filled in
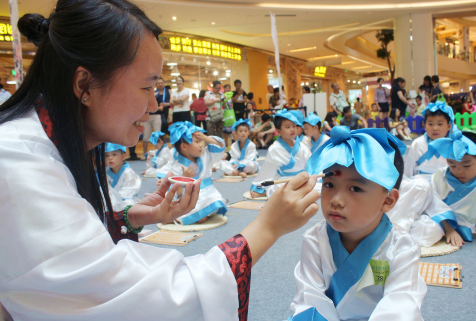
left=306, top=126, right=407, bottom=190
left=105, top=143, right=127, bottom=153
left=303, top=114, right=322, bottom=127
left=422, top=101, right=455, bottom=123
left=275, top=108, right=299, bottom=126
left=169, top=121, right=206, bottom=145
left=289, top=110, right=304, bottom=127
left=428, top=130, right=476, bottom=161
left=232, top=118, right=252, bottom=132
left=149, top=131, right=165, bottom=146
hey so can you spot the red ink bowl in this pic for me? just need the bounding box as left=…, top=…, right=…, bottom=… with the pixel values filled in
left=168, top=176, right=196, bottom=186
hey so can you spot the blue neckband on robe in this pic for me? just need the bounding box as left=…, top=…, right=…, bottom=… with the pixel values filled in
left=306, top=126, right=406, bottom=190
left=169, top=121, right=206, bottom=144
left=303, top=114, right=322, bottom=127
left=277, top=137, right=304, bottom=176
left=238, top=138, right=250, bottom=161
left=107, top=162, right=130, bottom=188
left=275, top=108, right=300, bottom=126
left=105, top=143, right=127, bottom=153
left=149, top=131, right=165, bottom=146
left=422, top=101, right=455, bottom=124
left=427, top=130, right=476, bottom=161
left=289, top=110, right=304, bottom=127
left=152, top=145, right=165, bottom=169
left=310, top=133, right=326, bottom=154
left=232, top=118, right=252, bottom=132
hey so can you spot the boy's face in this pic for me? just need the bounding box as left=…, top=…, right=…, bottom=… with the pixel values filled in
left=105, top=151, right=126, bottom=169
left=236, top=125, right=250, bottom=141
left=447, top=155, right=476, bottom=183
left=155, top=140, right=165, bottom=151
left=372, top=104, right=377, bottom=111
left=416, top=98, right=422, bottom=105
left=277, top=119, right=296, bottom=141
left=304, top=123, right=318, bottom=137
left=182, top=134, right=203, bottom=158
left=321, top=164, right=399, bottom=239
left=296, top=126, right=304, bottom=137
left=425, top=115, right=452, bottom=140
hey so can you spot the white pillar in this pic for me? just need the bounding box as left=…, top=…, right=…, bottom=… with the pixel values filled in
left=394, top=13, right=435, bottom=90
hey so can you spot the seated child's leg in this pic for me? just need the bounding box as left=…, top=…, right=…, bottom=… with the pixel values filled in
left=243, top=162, right=258, bottom=175
left=409, top=214, right=444, bottom=247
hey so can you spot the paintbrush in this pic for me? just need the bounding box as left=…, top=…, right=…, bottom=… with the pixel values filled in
left=258, top=171, right=341, bottom=188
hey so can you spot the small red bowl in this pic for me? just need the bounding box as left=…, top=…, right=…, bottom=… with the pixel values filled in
left=168, top=176, right=196, bottom=186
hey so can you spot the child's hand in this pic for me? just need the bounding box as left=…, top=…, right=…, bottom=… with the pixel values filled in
left=446, top=229, right=465, bottom=247
left=181, top=164, right=196, bottom=178
left=147, top=153, right=153, bottom=160
left=194, top=131, right=207, bottom=141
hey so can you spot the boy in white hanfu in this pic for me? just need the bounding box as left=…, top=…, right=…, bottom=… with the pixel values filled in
left=220, top=119, right=259, bottom=178
left=142, top=131, right=171, bottom=177
left=426, top=130, right=476, bottom=247
left=290, top=109, right=305, bottom=141
left=301, top=113, right=330, bottom=154
left=404, top=101, right=454, bottom=180
left=289, top=126, right=426, bottom=321
left=156, top=121, right=227, bottom=225
left=250, top=109, right=311, bottom=198
left=105, top=143, right=141, bottom=206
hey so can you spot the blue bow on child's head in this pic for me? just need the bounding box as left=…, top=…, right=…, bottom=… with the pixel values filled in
left=428, top=130, right=476, bottom=161
left=422, top=101, right=455, bottom=123
left=303, top=114, right=322, bottom=127
left=105, top=143, right=127, bottom=153
left=289, top=110, right=304, bottom=127
left=306, top=126, right=406, bottom=190
left=169, top=121, right=206, bottom=145
left=275, top=108, right=299, bottom=126
left=149, top=131, right=165, bottom=146
left=232, top=118, right=252, bottom=132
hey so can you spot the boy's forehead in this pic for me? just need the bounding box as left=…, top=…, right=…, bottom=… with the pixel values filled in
left=324, top=164, right=373, bottom=185
left=426, top=115, right=449, bottom=123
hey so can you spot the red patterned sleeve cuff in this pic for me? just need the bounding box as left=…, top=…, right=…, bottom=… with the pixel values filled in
left=218, top=234, right=252, bottom=321
left=108, top=211, right=138, bottom=244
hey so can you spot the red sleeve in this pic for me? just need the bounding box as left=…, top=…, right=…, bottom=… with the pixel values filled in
left=218, top=234, right=252, bottom=321
left=108, top=211, right=138, bottom=244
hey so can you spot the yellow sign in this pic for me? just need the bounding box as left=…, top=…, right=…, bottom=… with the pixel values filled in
left=314, top=66, right=327, bottom=77
left=0, top=23, right=13, bottom=42
left=169, top=36, right=241, bottom=61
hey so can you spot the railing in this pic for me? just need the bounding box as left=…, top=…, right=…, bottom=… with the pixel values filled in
left=454, top=112, right=476, bottom=130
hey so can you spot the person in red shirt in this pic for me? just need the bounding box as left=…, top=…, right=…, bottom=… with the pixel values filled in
left=190, top=90, right=208, bottom=130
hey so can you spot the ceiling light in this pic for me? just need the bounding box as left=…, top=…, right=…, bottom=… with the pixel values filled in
left=314, top=84, right=317, bottom=87
left=213, top=70, right=218, bottom=76
left=172, top=84, right=177, bottom=86
left=335, top=54, right=338, bottom=56
left=341, top=61, right=355, bottom=65
left=171, top=79, right=176, bottom=83
left=269, top=69, right=273, bottom=73
left=300, top=82, right=304, bottom=86
left=353, top=80, right=356, bottom=83
left=289, top=46, right=316, bottom=53
left=257, top=1, right=476, bottom=10
left=6, top=75, right=16, bottom=84
left=211, top=22, right=216, bottom=25
left=206, top=60, right=211, bottom=65
left=352, top=65, right=372, bottom=70
left=167, top=56, right=178, bottom=66
left=358, top=81, right=361, bottom=84
left=287, top=44, right=291, bottom=46
left=226, top=72, right=231, bottom=77
left=226, top=69, right=231, bottom=72
left=219, top=77, right=227, bottom=80
left=172, top=16, right=177, bottom=20
left=306, top=82, right=309, bottom=85
left=308, top=54, right=341, bottom=61
left=194, top=83, right=199, bottom=88
left=171, top=65, right=180, bottom=76
left=347, top=80, right=350, bottom=82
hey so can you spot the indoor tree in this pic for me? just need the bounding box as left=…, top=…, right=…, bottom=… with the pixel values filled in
left=376, top=29, right=395, bottom=84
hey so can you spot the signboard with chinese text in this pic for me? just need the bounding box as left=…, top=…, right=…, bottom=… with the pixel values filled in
left=168, top=36, right=241, bottom=61
left=314, top=66, right=327, bottom=77
left=0, top=22, right=13, bottom=42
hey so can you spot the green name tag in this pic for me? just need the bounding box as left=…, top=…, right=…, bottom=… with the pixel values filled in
left=370, top=259, right=390, bottom=286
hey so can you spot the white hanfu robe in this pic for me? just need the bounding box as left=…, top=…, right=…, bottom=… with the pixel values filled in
left=431, top=167, right=476, bottom=242
left=301, top=134, right=330, bottom=154
left=221, top=139, right=259, bottom=175
left=0, top=112, right=241, bottom=320
left=144, top=146, right=172, bottom=177
left=157, top=137, right=227, bottom=225
left=106, top=162, right=141, bottom=206
left=386, top=176, right=446, bottom=247
left=251, top=137, right=311, bottom=197
left=289, top=214, right=426, bottom=321
left=404, top=134, right=448, bottom=180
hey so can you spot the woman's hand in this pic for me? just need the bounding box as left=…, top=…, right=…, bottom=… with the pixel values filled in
left=127, top=172, right=200, bottom=228
left=241, top=172, right=320, bottom=265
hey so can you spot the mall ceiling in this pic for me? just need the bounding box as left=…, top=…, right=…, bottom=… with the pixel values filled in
left=0, top=0, right=475, bottom=73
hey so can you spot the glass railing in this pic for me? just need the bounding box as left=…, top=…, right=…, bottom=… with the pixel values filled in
left=436, top=42, right=473, bottom=62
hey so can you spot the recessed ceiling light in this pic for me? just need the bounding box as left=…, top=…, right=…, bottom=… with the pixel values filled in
left=206, top=60, right=211, bottom=65
left=172, top=16, right=177, bottom=20
left=287, top=44, right=291, bottom=46
left=211, top=22, right=216, bottom=25
left=269, top=69, right=273, bottom=73
left=347, top=80, right=350, bottom=82
left=213, top=70, right=218, bottom=76
left=289, top=46, right=317, bottom=53
left=353, top=80, right=356, bottom=83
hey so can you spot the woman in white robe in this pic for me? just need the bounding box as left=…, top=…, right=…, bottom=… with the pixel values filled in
left=0, top=2, right=321, bottom=320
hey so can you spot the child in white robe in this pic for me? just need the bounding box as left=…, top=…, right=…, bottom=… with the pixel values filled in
left=301, top=113, right=330, bottom=154
left=290, top=110, right=305, bottom=141
left=105, top=143, right=141, bottom=206
left=220, top=119, right=259, bottom=178
left=156, top=121, right=227, bottom=225
left=250, top=109, right=311, bottom=198
left=289, top=126, right=426, bottom=320
left=426, top=130, right=476, bottom=246
left=404, top=101, right=454, bottom=180
left=142, top=131, right=171, bottom=177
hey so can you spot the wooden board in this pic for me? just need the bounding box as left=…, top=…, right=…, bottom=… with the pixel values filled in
left=228, top=201, right=265, bottom=211
left=419, top=262, right=462, bottom=288
left=140, top=230, right=203, bottom=247
left=215, top=177, right=245, bottom=183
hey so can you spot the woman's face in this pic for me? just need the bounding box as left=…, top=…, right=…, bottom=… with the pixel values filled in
left=400, top=81, right=406, bottom=88
left=424, top=79, right=430, bottom=86
left=85, top=33, right=162, bottom=149
left=395, top=108, right=400, bottom=117
left=378, top=79, right=383, bottom=85
left=176, top=77, right=184, bottom=87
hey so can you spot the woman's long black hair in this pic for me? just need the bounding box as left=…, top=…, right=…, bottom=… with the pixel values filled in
left=0, top=0, right=162, bottom=231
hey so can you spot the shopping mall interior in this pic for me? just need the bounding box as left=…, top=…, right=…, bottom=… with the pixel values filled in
left=1, top=1, right=476, bottom=321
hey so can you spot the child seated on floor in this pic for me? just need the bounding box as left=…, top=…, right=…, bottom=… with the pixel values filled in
left=156, top=121, right=227, bottom=225
left=250, top=109, right=311, bottom=198
left=220, top=119, right=259, bottom=178
left=301, top=113, right=330, bottom=153
left=415, top=95, right=425, bottom=117
left=141, top=131, right=171, bottom=176
left=369, top=103, right=379, bottom=120
left=289, top=126, right=426, bottom=320
left=388, top=107, right=412, bottom=141
left=105, top=143, right=142, bottom=206
left=425, top=130, right=476, bottom=247
left=404, top=101, right=454, bottom=180
left=290, top=110, right=305, bottom=141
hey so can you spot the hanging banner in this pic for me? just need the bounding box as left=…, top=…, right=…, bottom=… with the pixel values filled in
left=9, top=0, right=23, bottom=88
left=270, top=13, right=283, bottom=105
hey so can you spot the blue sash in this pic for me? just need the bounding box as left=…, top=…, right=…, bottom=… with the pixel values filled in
left=107, top=162, right=130, bottom=188
left=277, top=137, right=304, bottom=176
left=442, top=169, right=476, bottom=241
left=325, top=214, right=393, bottom=307
left=311, top=134, right=326, bottom=154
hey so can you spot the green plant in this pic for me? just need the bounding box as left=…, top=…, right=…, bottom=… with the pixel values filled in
left=376, top=29, right=395, bottom=84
